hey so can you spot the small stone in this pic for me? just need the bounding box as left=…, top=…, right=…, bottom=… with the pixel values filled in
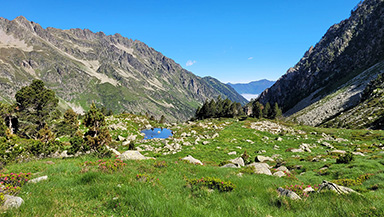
left=277, top=187, right=301, bottom=200
left=228, top=151, right=237, bottom=155
left=229, top=157, right=245, bottom=167
left=276, top=137, right=283, bottom=141
left=117, top=135, right=125, bottom=141
left=45, top=161, right=55, bottom=165
left=202, top=141, right=209, bottom=145
left=182, top=155, right=203, bottom=165
left=29, top=176, right=48, bottom=183
left=220, top=163, right=239, bottom=168
left=273, top=171, right=286, bottom=177
left=3, top=195, right=24, bottom=209
left=255, top=155, right=275, bottom=163
left=352, top=152, right=365, bottom=156
left=247, top=163, right=272, bottom=175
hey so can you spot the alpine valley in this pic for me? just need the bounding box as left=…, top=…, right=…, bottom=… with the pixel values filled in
left=0, top=16, right=246, bottom=122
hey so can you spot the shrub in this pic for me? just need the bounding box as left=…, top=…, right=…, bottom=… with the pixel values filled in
left=136, top=173, right=159, bottom=185
left=153, top=161, right=167, bottom=168
left=240, top=166, right=255, bottom=174
left=186, top=177, right=235, bottom=192
left=332, top=173, right=374, bottom=186
left=0, top=172, right=31, bottom=195
left=336, top=151, right=354, bottom=164
left=83, top=159, right=126, bottom=173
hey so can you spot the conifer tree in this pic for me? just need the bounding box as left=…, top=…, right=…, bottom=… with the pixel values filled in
left=252, top=101, right=263, bottom=119
left=15, top=80, right=58, bottom=138
left=263, top=102, right=271, bottom=119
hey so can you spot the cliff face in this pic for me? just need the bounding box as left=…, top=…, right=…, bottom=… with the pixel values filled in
left=258, top=0, right=384, bottom=127
left=0, top=16, right=246, bottom=122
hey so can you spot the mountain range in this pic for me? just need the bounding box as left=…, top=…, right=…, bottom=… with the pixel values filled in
left=227, top=79, right=275, bottom=101
left=0, top=16, right=246, bottom=122
left=258, top=0, right=384, bottom=129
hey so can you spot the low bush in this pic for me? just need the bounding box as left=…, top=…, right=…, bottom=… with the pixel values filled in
left=83, top=159, right=127, bottom=173
left=332, top=173, right=374, bottom=186
left=153, top=161, right=167, bottom=168
left=336, top=151, right=354, bottom=164
left=186, top=177, right=235, bottom=192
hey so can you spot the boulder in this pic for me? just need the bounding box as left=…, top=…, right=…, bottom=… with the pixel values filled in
left=273, top=171, right=286, bottom=177
left=105, top=145, right=121, bottom=156
left=300, top=143, right=312, bottom=152
left=290, top=149, right=304, bottom=153
left=330, top=150, right=346, bottom=155
left=276, top=166, right=290, bottom=174
left=276, top=137, right=283, bottom=141
left=182, top=155, right=203, bottom=165
left=277, top=187, right=301, bottom=200
left=3, top=195, right=24, bottom=209
left=202, top=141, right=209, bottom=145
left=29, top=175, right=48, bottom=183
left=117, top=135, right=125, bottom=141
left=321, top=142, right=334, bottom=149
left=220, top=163, right=239, bottom=168
left=255, top=155, right=275, bottom=163
left=352, top=152, right=365, bottom=156
left=303, top=187, right=315, bottom=194
left=118, top=151, right=153, bottom=160
left=317, top=180, right=358, bottom=194
left=247, top=163, right=272, bottom=175
left=229, top=157, right=245, bottom=167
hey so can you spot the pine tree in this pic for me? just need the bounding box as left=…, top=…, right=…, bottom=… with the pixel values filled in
left=252, top=101, right=263, bottom=119
left=83, top=103, right=106, bottom=137
left=15, top=80, right=58, bottom=138
left=273, top=103, right=283, bottom=119
left=263, top=102, right=271, bottom=119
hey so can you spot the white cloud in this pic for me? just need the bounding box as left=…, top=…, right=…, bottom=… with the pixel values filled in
left=186, top=60, right=196, bottom=66
left=248, top=57, right=254, bottom=60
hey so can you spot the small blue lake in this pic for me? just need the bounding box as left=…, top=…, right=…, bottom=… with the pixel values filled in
left=141, top=128, right=173, bottom=140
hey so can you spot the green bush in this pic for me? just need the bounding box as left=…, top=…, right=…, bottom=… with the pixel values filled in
left=336, top=151, right=354, bottom=164
left=186, top=177, right=235, bottom=192
left=332, top=173, right=373, bottom=186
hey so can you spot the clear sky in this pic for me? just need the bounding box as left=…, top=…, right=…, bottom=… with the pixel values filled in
left=1, top=0, right=362, bottom=83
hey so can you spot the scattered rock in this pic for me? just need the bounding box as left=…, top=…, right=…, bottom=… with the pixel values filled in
left=228, top=151, right=237, bottom=155
left=317, top=180, right=358, bottom=194
left=29, top=175, right=48, bottom=183
left=118, top=151, right=154, bottom=160
left=247, top=163, right=272, bottom=175
left=300, top=143, right=312, bottom=152
left=182, top=155, right=203, bottom=165
left=220, top=163, right=239, bottom=168
left=352, top=152, right=365, bottom=156
left=277, top=187, right=301, bottom=200
left=276, top=166, right=290, bottom=173
left=255, top=155, right=275, bottom=163
left=273, top=171, right=286, bottom=177
left=3, top=195, right=24, bottom=209
left=303, top=187, right=315, bottom=194
left=273, top=145, right=280, bottom=150
left=321, top=142, right=334, bottom=149
left=236, top=146, right=242, bottom=149
left=330, top=150, right=346, bottom=155
left=117, top=135, right=125, bottom=141
left=290, top=149, right=304, bottom=153
left=45, top=161, right=55, bottom=165
left=202, top=141, right=209, bottom=145
left=276, top=137, right=283, bottom=141
left=229, top=157, right=245, bottom=167
left=105, top=145, right=121, bottom=156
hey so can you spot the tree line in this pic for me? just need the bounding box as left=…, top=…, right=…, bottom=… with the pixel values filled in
left=193, top=96, right=282, bottom=120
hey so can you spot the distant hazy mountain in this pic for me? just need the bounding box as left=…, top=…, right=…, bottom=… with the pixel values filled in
left=227, top=79, right=275, bottom=101
left=0, top=16, right=246, bottom=122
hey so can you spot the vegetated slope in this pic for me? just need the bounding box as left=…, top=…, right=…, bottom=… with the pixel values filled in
left=258, top=0, right=384, bottom=127
left=0, top=16, right=246, bottom=122
left=227, top=79, right=275, bottom=95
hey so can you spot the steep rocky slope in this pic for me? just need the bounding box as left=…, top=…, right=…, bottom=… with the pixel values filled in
left=258, top=0, right=384, bottom=128
left=0, top=16, right=246, bottom=122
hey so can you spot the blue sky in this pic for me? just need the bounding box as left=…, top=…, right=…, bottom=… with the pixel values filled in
left=1, top=0, right=362, bottom=83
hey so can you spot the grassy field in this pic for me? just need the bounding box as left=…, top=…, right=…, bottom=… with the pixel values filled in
left=2, top=116, right=384, bottom=216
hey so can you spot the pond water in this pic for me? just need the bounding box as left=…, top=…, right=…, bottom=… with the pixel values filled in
left=141, top=128, right=173, bottom=140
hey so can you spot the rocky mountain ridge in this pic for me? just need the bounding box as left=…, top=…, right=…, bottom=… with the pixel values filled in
left=0, top=16, right=246, bottom=122
left=258, top=0, right=384, bottom=128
